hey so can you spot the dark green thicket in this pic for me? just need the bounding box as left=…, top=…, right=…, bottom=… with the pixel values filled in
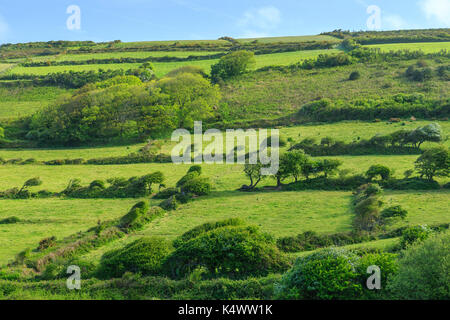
left=165, top=224, right=290, bottom=279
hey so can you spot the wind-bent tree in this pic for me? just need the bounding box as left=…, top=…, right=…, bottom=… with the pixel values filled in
left=415, top=146, right=450, bottom=181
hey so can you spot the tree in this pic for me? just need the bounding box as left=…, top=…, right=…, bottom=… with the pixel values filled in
left=157, top=73, right=221, bottom=128
left=407, top=123, right=442, bottom=149
left=366, top=164, right=392, bottom=181
left=19, top=177, right=43, bottom=194
left=301, top=158, right=317, bottom=180
left=281, top=150, right=309, bottom=182
left=415, top=146, right=450, bottom=181
left=242, top=162, right=265, bottom=190
left=210, top=50, right=256, bottom=82
left=316, top=159, right=343, bottom=178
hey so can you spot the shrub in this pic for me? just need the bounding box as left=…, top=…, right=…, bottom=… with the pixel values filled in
left=366, top=165, right=391, bottom=181
left=181, top=177, right=212, bottom=196
left=353, top=196, right=383, bottom=232
left=400, top=225, right=433, bottom=248
left=0, top=216, right=21, bottom=224
left=165, top=225, right=289, bottom=279
left=160, top=195, right=179, bottom=211
left=349, top=71, right=361, bottom=80
left=98, top=237, right=173, bottom=279
left=187, top=165, right=202, bottom=175
left=381, top=205, right=408, bottom=220
left=176, top=171, right=200, bottom=188
left=154, top=187, right=179, bottom=199
left=38, top=236, right=57, bottom=251
left=388, top=231, right=449, bottom=299
left=276, top=248, right=362, bottom=300
left=356, top=252, right=398, bottom=298
left=173, top=218, right=246, bottom=248
left=89, top=180, right=106, bottom=189
left=211, top=50, right=256, bottom=81
left=119, top=201, right=149, bottom=229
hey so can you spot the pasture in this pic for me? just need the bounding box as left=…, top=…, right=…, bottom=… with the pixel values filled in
left=364, top=41, right=450, bottom=53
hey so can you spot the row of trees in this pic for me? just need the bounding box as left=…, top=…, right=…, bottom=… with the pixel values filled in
left=242, top=145, right=450, bottom=190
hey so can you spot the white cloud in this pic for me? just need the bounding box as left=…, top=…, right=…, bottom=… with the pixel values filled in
left=238, top=6, right=281, bottom=30
left=419, top=0, right=450, bottom=26
left=383, top=15, right=409, bottom=29
left=0, top=16, right=9, bottom=42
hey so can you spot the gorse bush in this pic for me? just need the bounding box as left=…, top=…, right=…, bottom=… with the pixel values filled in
left=97, top=237, right=173, bottom=279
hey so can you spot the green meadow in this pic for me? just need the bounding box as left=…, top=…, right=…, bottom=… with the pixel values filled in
left=364, top=41, right=450, bottom=53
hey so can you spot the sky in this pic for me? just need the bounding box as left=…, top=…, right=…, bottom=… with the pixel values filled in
left=0, top=0, right=449, bottom=44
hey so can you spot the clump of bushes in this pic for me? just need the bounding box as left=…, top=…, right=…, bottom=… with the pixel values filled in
left=97, top=237, right=173, bottom=279
left=388, top=231, right=449, bottom=299
left=381, top=205, right=408, bottom=220
left=276, top=248, right=398, bottom=300
left=276, top=231, right=375, bottom=253
left=164, top=221, right=290, bottom=279
left=400, top=225, right=433, bottom=249
left=63, top=172, right=164, bottom=198
left=119, top=202, right=165, bottom=231
left=352, top=184, right=384, bottom=232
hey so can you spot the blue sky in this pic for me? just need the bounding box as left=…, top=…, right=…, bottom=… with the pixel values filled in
left=0, top=0, right=449, bottom=44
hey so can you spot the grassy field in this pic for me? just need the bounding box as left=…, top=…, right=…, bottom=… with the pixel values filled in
left=31, top=51, right=225, bottom=63
left=221, top=57, right=450, bottom=120
left=0, top=198, right=143, bottom=264
left=0, top=64, right=14, bottom=73
left=238, top=35, right=340, bottom=43
left=7, top=49, right=340, bottom=78
left=0, top=86, right=72, bottom=120
left=364, top=42, right=450, bottom=53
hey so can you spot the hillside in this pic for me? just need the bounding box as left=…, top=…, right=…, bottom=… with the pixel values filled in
left=0, top=29, right=449, bottom=301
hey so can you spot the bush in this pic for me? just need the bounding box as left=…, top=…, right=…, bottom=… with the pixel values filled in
left=349, top=71, right=361, bottom=80
left=388, top=231, right=449, bottom=299
left=276, top=248, right=362, bottom=300
left=176, top=171, right=200, bottom=188
left=356, top=252, right=398, bottom=298
left=154, top=187, right=179, bottom=199
left=181, top=177, right=212, bottom=196
left=0, top=216, right=21, bottom=224
left=381, top=205, right=408, bottom=220
left=89, top=180, right=106, bottom=189
left=400, top=225, right=433, bottom=248
left=173, top=218, right=245, bottom=248
left=38, top=236, right=57, bottom=251
left=165, top=224, right=290, bottom=279
left=211, top=50, right=256, bottom=81
left=119, top=201, right=149, bottom=229
left=366, top=165, right=391, bottom=181
left=160, top=195, right=179, bottom=211
left=98, top=237, right=173, bottom=279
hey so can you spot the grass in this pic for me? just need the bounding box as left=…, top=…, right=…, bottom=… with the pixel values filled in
left=221, top=57, right=450, bottom=121
left=0, top=86, right=72, bottom=120
left=7, top=49, right=340, bottom=78
left=0, top=198, right=143, bottom=265
left=364, top=42, right=450, bottom=53
left=32, top=51, right=225, bottom=62
left=238, top=35, right=341, bottom=43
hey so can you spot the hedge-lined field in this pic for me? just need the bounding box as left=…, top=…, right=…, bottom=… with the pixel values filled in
left=0, top=198, right=145, bottom=264
left=364, top=41, right=450, bottom=53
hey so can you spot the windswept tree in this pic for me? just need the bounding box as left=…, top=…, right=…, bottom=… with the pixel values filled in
left=415, top=146, right=450, bottom=181
left=407, top=123, right=443, bottom=149
left=242, top=162, right=265, bottom=190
